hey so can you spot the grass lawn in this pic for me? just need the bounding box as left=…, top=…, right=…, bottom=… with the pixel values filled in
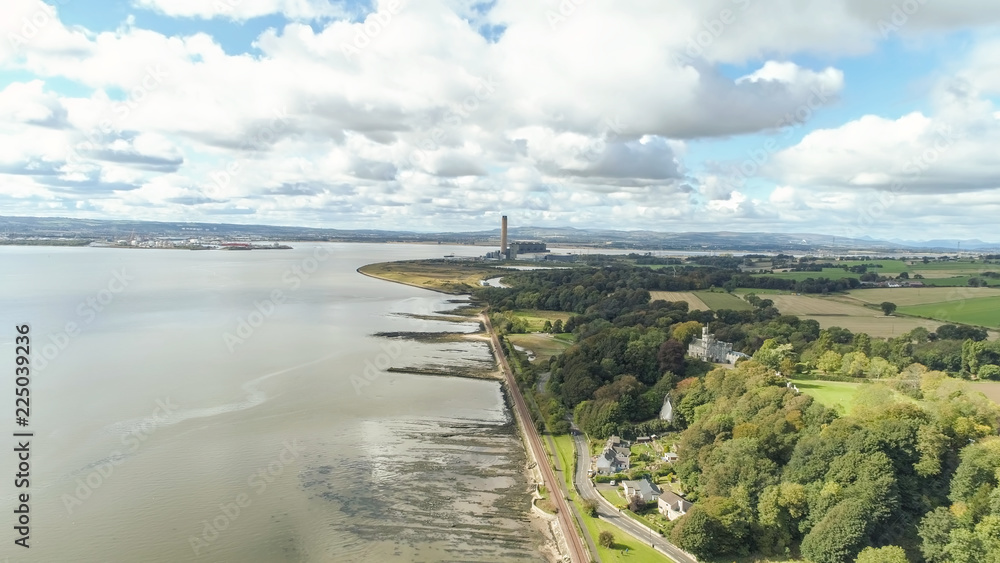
left=899, top=296, right=1000, bottom=329
left=550, top=434, right=577, bottom=491
left=506, top=333, right=573, bottom=363
left=511, top=309, right=574, bottom=332
left=695, top=291, right=754, bottom=311
left=790, top=379, right=862, bottom=414
left=600, top=488, right=624, bottom=507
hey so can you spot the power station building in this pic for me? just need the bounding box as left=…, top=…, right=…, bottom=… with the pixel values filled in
left=485, top=215, right=548, bottom=260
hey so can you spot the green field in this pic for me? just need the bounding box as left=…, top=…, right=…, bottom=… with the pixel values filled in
left=899, top=296, right=1000, bottom=329
left=695, top=291, right=754, bottom=311
left=511, top=309, right=573, bottom=332
left=790, top=379, right=863, bottom=414
left=753, top=259, right=999, bottom=287
left=755, top=269, right=859, bottom=282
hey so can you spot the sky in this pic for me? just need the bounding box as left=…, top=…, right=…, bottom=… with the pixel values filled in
left=1, top=0, right=1000, bottom=240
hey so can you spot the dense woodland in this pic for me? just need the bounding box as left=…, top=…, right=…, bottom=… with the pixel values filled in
left=476, top=264, right=1000, bottom=563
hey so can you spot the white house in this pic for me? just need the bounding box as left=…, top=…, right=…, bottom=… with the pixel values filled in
left=658, top=491, right=692, bottom=521
left=622, top=477, right=662, bottom=504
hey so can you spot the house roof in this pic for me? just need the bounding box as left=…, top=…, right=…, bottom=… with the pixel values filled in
left=659, top=490, right=692, bottom=511
left=597, top=450, right=616, bottom=465
left=623, top=478, right=662, bottom=498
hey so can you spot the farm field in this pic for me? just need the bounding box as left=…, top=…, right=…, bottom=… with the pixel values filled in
left=753, top=259, right=1000, bottom=287
left=754, top=269, right=858, bottom=282
left=767, top=294, right=943, bottom=338
left=649, top=291, right=709, bottom=311
left=696, top=291, right=754, bottom=311
left=790, top=379, right=862, bottom=414
left=970, top=381, right=1000, bottom=405
left=511, top=309, right=573, bottom=332
left=845, top=287, right=1000, bottom=307
left=899, top=296, right=1000, bottom=329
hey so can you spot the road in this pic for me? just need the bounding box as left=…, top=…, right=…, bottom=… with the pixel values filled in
left=482, top=314, right=591, bottom=563
left=571, top=427, right=699, bottom=563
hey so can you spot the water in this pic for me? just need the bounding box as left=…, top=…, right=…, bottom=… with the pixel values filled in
left=0, top=243, right=547, bottom=562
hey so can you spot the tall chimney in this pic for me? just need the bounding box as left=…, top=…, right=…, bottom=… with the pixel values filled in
left=501, top=215, right=508, bottom=258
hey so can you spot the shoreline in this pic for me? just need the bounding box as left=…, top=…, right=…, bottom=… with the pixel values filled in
left=356, top=266, right=470, bottom=295
left=360, top=262, right=574, bottom=562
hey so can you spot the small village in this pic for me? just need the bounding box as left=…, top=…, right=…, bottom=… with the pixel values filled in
left=586, top=433, right=693, bottom=529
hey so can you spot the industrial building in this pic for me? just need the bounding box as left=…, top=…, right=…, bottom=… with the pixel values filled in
left=486, top=215, right=548, bottom=260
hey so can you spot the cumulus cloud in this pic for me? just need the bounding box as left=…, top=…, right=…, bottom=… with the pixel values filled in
left=0, top=0, right=998, bottom=235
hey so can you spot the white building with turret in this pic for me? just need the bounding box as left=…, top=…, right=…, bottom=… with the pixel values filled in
left=688, top=327, right=746, bottom=365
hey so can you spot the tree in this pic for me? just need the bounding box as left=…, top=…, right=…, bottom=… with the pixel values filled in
left=919, top=506, right=957, bottom=563
left=542, top=319, right=552, bottom=333
left=881, top=302, right=897, bottom=316
left=583, top=498, right=599, bottom=517
left=658, top=339, right=686, bottom=374
left=670, top=506, right=722, bottom=559
left=979, top=364, right=1000, bottom=380
left=855, top=545, right=907, bottom=563
left=628, top=492, right=644, bottom=512
left=817, top=350, right=843, bottom=375
left=752, top=339, right=795, bottom=372
left=672, top=321, right=703, bottom=346
left=866, top=357, right=899, bottom=379
left=841, top=351, right=870, bottom=378
left=552, top=319, right=563, bottom=333
left=598, top=530, right=615, bottom=548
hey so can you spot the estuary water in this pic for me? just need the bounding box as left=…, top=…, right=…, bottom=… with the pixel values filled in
left=0, top=243, right=547, bottom=562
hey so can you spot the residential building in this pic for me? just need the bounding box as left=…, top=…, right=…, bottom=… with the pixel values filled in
left=658, top=491, right=692, bottom=520
left=622, top=477, right=662, bottom=504
left=596, top=449, right=629, bottom=475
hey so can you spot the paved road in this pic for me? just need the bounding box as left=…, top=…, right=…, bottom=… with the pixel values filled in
left=571, top=427, right=699, bottom=563
left=482, top=314, right=591, bottom=563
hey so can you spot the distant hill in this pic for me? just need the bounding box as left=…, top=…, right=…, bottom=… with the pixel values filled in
left=0, top=215, right=995, bottom=253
